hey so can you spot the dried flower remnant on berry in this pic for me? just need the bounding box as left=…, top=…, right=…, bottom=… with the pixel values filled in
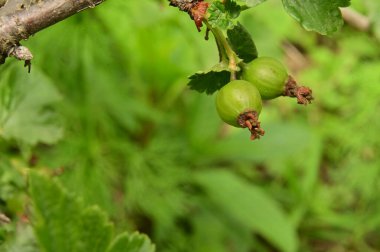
left=284, top=76, right=313, bottom=105
left=191, top=2, right=209, bottom=31
left=169, top=0, right=209, bottom=31
left=237, top=111, right=265, bottom=140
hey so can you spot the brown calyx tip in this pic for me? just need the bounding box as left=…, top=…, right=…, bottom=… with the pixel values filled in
left=284, top=75, right=313, bottom=105
left=191, top=1, right=209, bottom=32
left=237, top=111, right=265, bottom=141
left=169, top=0, right=209, bottom=32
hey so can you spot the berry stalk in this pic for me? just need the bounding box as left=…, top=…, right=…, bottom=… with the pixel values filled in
left=204, top=20, right=239, bottom=81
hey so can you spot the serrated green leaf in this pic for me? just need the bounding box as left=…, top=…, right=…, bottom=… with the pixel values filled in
left=195, top=170, right=298, bottom=252
left=188, top=63, right=231, bottom=95
left=0, top=65, right=63, bottom=145
left=224, top=0, right=243, bottom=17
left=208, top=1, right=241, bottom=30
left=29, top=172, right=114, bottom=252
left=77, top=206, right=113, bottom=252
left=29, top=172, right=81, bottom=252
left=282, top=0, right=350, bottom=35
left=107, top=232, right=155, bottom=252
left=227, top=22, right=258, bottom=63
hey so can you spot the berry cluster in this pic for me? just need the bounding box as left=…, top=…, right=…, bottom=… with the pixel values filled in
left=169, top=0, right=313, bottom=140
left=216, top=57, right=313, bottom=140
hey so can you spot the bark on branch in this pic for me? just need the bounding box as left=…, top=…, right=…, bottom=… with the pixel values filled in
left=0, top=0, right=106, bottom=64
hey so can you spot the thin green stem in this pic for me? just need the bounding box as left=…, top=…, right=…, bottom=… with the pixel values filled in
left=205, top=21, right=228, bottom=63
left=204, top=20, right=239, bottom=81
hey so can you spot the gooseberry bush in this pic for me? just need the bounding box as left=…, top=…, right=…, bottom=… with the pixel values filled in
left=0, top=0, right=353, bottom=252
left=170, top=0, right=349, bottom=140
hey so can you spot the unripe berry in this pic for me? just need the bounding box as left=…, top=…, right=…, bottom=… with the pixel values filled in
left=242, top=57, right=313, bottom=104
left=216, top=80, right=264, bottom=140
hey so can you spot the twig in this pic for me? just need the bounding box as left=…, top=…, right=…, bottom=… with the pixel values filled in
left=0, top=0, right=107, bottom=64
left=340, top=7, right=371, bottom=32
left=0, top=213, right=10, bottom=224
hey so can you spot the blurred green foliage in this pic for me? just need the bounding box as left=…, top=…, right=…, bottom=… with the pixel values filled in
left=1, top=0, right=380, bottom=251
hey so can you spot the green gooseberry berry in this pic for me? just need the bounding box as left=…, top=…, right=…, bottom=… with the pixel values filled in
left=242, top=57, right=313, bottom=104
left=216, top=80, right=264, bottom=140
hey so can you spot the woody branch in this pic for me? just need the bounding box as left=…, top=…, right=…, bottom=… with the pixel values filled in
left=0, top=0, right=106, bottom=64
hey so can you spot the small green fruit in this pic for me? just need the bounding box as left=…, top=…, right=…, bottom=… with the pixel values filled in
left=242, top=57, right=288, bottom=100
left=242, top=57, right=313, bottom=104
left=216, top=80, right=264, bottom=140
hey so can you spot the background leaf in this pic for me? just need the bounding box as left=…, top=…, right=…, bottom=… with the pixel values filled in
left=29, top=172, right=156, bottom=252
left=282, top=0, right=350, bottom=35
left=29, top=173, right=113, bottom=252
left=195, top=170, right=298, bottom=252
left=0, top=65, right=62, bottom=145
